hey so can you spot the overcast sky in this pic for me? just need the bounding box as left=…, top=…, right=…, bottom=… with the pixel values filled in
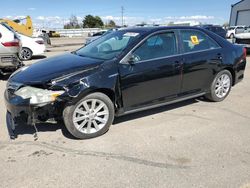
left=0, top=0, right=239, bottom=28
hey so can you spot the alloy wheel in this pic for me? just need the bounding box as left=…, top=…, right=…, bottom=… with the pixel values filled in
left=214, top=74, right=231, bottom=98
left=20, top=48, right=32, bottom=60
left=72, top=99, right=109, bottom=134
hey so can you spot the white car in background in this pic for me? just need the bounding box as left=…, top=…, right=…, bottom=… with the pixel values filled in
left=234, top=27, right=250, bottom=49
left=226, top=25, right=246, bottom=39
left=0, top=23, right=22, bottom=75
left=18, top=34, right=46, bottom=60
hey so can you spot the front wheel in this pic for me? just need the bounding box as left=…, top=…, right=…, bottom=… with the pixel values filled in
left=63, top=92, right=114, bottom=139
left=205, top=70, right=232, bottom=102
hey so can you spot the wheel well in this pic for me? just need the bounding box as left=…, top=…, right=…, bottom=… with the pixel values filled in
left=224, top=67, right=235, bottom=86
left=22, top=47, right=33, bottom=54
left=91, top=88, right=115, bottom=103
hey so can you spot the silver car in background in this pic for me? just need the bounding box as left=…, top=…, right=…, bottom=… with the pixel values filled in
left=0, top=23, right=22, bottom=75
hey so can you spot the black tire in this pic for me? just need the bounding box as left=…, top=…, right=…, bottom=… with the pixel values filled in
left=63, top=92, right=114, bottom=139
left=205, top=70, right=232, bottom=102
left=19, top=47, right=33, bottom=61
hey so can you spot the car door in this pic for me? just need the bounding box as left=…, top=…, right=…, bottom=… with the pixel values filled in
left=118, top=31, right=182, bottom=111
left=235, top=26, right=245, bottom=34
left=179, top=29, right=223, bottom=95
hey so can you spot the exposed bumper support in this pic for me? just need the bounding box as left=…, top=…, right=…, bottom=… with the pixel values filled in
left=6, top=112, right=16, bottom=139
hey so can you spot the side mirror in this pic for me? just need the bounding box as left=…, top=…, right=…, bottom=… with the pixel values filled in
left=120, top=53, right=140, bottom=65
left=127, top=54, right=136, bottom=64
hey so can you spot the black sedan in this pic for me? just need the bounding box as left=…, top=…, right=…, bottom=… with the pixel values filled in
left=5, top=26, right=247, bottom=139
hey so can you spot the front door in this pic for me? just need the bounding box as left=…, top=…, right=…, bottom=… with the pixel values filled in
left=118, top=31, right=182, bottom=111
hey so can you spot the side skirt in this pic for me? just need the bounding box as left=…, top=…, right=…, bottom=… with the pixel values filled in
left=116, top=92, right=206, bottom=116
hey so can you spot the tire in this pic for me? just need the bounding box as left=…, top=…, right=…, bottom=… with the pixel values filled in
left=230, top=34, right=234, bottom=39
left=205, top=70, right=232, bottom=102
left=63, top=92, right=115, bottom=139
left=19, top=47, right=33, bottom=61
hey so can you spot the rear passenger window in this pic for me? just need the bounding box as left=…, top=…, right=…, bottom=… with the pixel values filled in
left=132, top=32, right=177, bottom=62
left=180, top=30, right=220, bottom=53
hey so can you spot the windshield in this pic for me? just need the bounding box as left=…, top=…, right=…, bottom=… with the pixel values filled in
left=76, top=30, right=143, bottom=60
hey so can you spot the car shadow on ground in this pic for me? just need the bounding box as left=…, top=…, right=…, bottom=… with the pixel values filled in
left=0, top=74, right=11, bottom=81
left=10, top=97, right=205, bottom=140
left=113, top=98, right=201, bottom=125
left=31, top=55, right=47, bottom=60
left=13, top=121, right=76, bottom=140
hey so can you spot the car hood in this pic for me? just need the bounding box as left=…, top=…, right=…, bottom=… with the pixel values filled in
left=10, top=53, right=104, bottom=84
left=235, top=32, right=250, bottom=39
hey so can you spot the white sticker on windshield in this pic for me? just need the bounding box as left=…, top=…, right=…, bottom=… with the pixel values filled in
left=123, top=32, right=139, bottom=37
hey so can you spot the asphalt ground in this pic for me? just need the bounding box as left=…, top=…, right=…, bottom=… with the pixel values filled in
left=0, top=37, right=249, bottom=188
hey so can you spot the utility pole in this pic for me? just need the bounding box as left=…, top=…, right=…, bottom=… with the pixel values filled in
left=121, top=6, right=124, bottom=26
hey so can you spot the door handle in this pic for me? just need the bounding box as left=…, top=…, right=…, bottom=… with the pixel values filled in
left=174, top=61, right=182, bottom=69
left=217, top=53, right=223, bottom=60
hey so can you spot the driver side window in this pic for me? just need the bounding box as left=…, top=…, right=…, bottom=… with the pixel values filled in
left=132, top=32, right=177, bottom=62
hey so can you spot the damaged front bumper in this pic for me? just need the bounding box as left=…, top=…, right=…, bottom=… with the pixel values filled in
left=4, top=90, right=62, bottom=139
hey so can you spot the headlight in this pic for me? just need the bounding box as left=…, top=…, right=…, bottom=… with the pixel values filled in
left=14, top=86, right=64, bottom=104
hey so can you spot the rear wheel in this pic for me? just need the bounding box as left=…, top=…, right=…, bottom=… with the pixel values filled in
left=63, top=92, right=114, bottom=139
left=205, top=70, right=232, bottom=102
left=19, top=47, right=33, bottom=61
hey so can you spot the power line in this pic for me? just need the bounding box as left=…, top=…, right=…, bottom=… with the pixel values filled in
left=121, top=6, right=124, bottom=26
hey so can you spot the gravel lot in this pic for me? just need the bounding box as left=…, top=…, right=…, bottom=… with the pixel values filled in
left=0, top=37, right=249, bottom=188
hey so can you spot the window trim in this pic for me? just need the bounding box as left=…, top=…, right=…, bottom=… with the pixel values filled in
left=120, top=30, right=180, bottom=64
left=179, top=29, right=222, bottom=55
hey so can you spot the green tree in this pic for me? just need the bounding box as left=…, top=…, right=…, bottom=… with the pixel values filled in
left=107, top=20, right=116, bottom=27
left=94, top=16, right=104, bottom=27
left=82, top=15, right=104, bottom=28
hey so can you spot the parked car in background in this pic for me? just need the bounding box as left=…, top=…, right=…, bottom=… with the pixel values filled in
left=5, top=26, right=246, bottom=139
left=226, top=26, right=246, bottom=39
left=48, top=30, right=60, bottom=38
left=234, top=27, right=250, bottom=49
left=85, top=30, right=108, bottom=45
left=0, top=23, right=22, bottom=75
left=18, top=33, right=46, bottom=60
left=33, top=29, right=51, bottom=45
left=198, top=25, right=227, bottom=38
left=85, top=29, right=119, bottom=45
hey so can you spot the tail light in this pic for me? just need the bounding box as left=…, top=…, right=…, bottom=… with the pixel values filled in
left=243, top=47, right=247, bottom=59
left=2, top=39, right=20, bottom=47
left=36, top=40, right=44, bottom=45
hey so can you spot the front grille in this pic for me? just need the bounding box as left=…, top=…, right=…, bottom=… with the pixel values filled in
left=236, top=38, right=250, bottom=45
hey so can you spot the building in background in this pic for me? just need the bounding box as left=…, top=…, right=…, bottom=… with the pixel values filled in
left=230, top=0, right=250, bottom=26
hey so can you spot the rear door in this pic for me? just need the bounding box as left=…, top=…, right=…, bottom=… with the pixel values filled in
left=119, top=31, right=182, bottom=111
left=179, top=29, right=223, bottom=95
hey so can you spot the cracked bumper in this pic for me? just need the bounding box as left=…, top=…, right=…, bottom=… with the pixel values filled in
left=4, top=90, right=61, bottom=138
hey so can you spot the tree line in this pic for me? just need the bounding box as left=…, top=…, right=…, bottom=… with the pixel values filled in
left=64, top=15, right=116, bottom=29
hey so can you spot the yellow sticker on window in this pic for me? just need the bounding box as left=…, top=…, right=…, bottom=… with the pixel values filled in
left=190, top=36, right=200, bottom=45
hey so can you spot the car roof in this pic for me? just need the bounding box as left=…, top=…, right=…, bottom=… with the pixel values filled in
left=199, top=25, right=223, bottom=28
left=119, top=26, right=206, bottom=33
